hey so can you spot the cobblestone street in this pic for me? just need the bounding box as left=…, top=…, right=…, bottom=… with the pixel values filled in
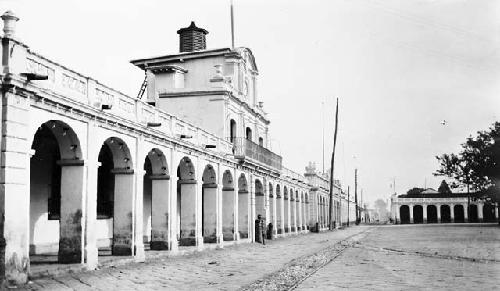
left=20, top=227, right=369, bottom=290
left=297, top=224, right=500, bottom=290
left=17, top=224, right=500, bottom=290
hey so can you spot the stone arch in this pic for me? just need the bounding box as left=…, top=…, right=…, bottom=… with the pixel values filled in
left=454, top=205, right=465, bottom=222
left=97, top=137, right=134, bottom=256
left=413, top=205, right=423, bottom=224
left=284, top=186, right=289, bottom=233
left=440, top=205, right=451, bottom=223
left=177, top=157, right=197, bottom=246
left=255, top=179, right=265, bottom=221
left=400, top=205, right=410, bottom=224
left=427, top=205, right=438, bottom=223
left=276, top=184, right=283, bottom=234
left=483, top=203, right=496, bottom=222
left=290, top=188, right=296, bottom=232
left=238, top=173, right=249, bottom=239
left=30, top=120, right=84, bottom=264
left=222, top=170, right=235, bottom=241
left=469, top=204, right=478, bottom=222
left=202, top=164, right=217, bottom=243
left=143, top=148, right=170, bottom=250
left=268, top=182, right=274, bottom=233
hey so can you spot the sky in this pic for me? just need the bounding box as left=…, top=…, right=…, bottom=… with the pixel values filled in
left=2, top=0, right=499, bottom=206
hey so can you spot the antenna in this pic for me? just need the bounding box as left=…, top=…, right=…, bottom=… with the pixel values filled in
left=230, top=0, right=235, bottom=49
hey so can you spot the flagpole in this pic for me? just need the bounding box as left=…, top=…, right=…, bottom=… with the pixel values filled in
left=329, top=98, right=339, bottom=230
left=230, top=0, right=235, bottom=49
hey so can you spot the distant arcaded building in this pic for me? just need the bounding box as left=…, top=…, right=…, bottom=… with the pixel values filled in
left=391, top=189, right=498, bottom=224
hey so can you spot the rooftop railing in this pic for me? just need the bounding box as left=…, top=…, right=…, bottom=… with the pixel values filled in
left=231, top=137, right=282, bottom=170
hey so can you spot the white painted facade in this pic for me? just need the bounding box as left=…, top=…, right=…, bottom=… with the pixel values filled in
left=0, top=13, right=358, bottom=285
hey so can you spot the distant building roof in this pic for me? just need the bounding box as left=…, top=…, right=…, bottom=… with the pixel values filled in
left=421, top=188, right=438, bottom=194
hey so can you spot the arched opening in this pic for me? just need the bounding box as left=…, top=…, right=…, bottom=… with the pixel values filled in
left=276, top=185, right=283, bottom=234
left=301, top=193, right=305, bottom=230
left=427, top=205, right=438, bottom=223
left=229, top=119, right=237, bottom=143
left=290, top=188, right=296, bottom=232
left=305, top=193, right=310, bottom=230
left=454, top=205, right=464, bottom=222
left=202, top=165, right=217, bottom=243
left=238, top=174, right=249, bottom=239
left=483, top=204, right=496, bottom=222
left=258, top=137, right=264, bottom=147
left=177, top=157, right=196, bottom=246
left=284, top=186, right=289, bottom=233
left=440, top=205, right=451, bottom=223
left=469, top=204, right=478, bottom=222
left=143, top=148, right=169, bottom=250
left=413, top=205, right=423, bottom=223
left=400, top=205, right=410, bottom=224
left=30, top=121, right=84, bottom=264
left=245, top=127, right=252, bottom=141
left=222, top=170, right=235, bottom=241
left=97, top=137, right=134, bottom=256
left=255, top=179, right=265, bottom=223
left=268, top=183, right=274, bottom=233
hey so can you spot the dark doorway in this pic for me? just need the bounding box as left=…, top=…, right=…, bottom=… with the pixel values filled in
left=483, top=204, right=496, bottom=222
left=426, top=205, right=437, bottom=223
left=440, top=205, right=451, bottom=223
left=469, top=204, right=478, bottom=222
left=454, top=205, right=464, bottom=222
left=413, top=205, right=423, bottom=224
left=400, top=205, right=410, bottom=224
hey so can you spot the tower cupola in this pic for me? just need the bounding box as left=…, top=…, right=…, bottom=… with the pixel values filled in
left=177, top=21, right=208, bottom=53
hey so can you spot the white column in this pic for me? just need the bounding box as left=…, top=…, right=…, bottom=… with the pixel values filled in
left=463, top=203, right=469, bottom=221
left=495, top=203, right=499, bottom=220
left=150, top=176, right=170, bottom=250
left=477, top=203, right=484, bottom=222
left=423, top=205, right=428, bottom=223
left=436, top=204, right=441, bottom=223
left=409, top=204, right=414, bottom=224
left=450, top=204, right=455, bottom=222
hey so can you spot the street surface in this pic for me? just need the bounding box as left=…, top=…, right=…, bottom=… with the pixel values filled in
left=21, top=227, right=369, bottom=290
left=297, top=224, right=500, bottom=290
left=20, top=224, right=499, bottom=290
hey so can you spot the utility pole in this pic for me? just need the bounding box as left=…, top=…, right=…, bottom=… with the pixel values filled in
left=347, top=186, right=350, bottom=226
left=354, top=168, right=359, bottom=224
left=328, top=98, right=339, bottom=231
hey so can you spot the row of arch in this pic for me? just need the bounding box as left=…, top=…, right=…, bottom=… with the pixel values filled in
left=29, top=119, right=319, bottom=268
left=399, top=204, right=497, bottom=224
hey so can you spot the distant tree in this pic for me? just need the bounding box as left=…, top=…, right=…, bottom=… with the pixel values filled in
left=438, top=180, right=452, bottom=194
left=435, top=121, right=500, bottom=223
left=406, top=187, right=425, bottom=195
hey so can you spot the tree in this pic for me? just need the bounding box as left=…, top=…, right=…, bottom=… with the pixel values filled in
left=438, top=180, right=452, bottom=194
left=406, top=187, right=425, bottom=195
left=435, top=121, right=500, bottom=218
left=373, top=199, right=388, bottom=222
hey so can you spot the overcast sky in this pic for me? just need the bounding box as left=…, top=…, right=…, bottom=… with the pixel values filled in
left=2, top=0, right=499, bottom=206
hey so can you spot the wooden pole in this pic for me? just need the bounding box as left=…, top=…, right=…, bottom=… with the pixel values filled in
left=329, top=98, right=339, bottom=230
left=347, top=186, right=350, bottom=226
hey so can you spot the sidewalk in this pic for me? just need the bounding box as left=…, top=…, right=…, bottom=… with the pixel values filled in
left=21, top=226, right=370, bottom=290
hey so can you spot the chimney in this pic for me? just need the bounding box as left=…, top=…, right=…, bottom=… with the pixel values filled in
left=177, top=21, right=208, bottom=52
left=2, top=10, right=19, bottom=38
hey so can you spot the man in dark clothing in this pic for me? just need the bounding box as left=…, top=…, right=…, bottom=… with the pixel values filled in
left=256, top=214, right=266, bottom=245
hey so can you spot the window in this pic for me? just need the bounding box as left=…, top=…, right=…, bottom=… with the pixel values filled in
left=258, top=137, right=264, bottom=147
left=230, top=119, right=237, bottom=143
left=246, top=127, right=252, bottom=141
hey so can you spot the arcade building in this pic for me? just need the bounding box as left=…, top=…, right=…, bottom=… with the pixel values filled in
left=0, top=12, right=357, bottom=285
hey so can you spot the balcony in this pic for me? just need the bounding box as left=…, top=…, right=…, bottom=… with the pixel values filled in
left=231, top=138, right=282, bottom=170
